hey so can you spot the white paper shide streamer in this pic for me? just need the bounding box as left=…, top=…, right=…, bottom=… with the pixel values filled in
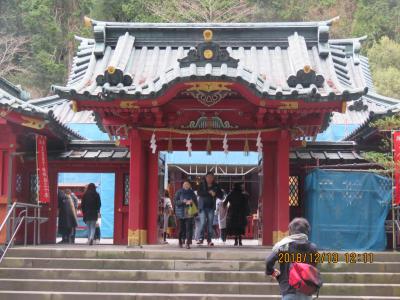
left=256, top=131, right=263, bottom=155
left=223, top=133, right=229, bottom=154
left=150, top=132, right=157, bottom=154
left=186, top=134, right=192, bottom=156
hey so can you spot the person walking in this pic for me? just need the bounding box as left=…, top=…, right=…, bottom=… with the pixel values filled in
left=65, top=189, right=79, bottom=244
left=81, top=183, right=101, bottom=246
left=197, top=172, right=223, bottom=246
left=224, top=182, right=250, bottom=246
left=57, top=189, right=78, bottom=244
left=174, top=180, right=198, bottom=249
left=163, top=190, right=173, bottom=243
left=265, top=218, right=321, bottom=300
left=215, top=193, right=228, bottom=244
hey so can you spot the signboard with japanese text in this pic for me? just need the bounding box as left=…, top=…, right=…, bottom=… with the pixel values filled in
left=36, top=135, right=50, bottom=203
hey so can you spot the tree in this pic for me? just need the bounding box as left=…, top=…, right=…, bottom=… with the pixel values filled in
left=367, top=37, right=400, bottom=99
left=351, top=0, right=400, bottom=46
left=363, top=115, right=400, bottom=171
left=143, top=0, right=256, bottom=22
left=0, top=34, right=30, bottom=77
left=11, top=0, right=92, bottom=96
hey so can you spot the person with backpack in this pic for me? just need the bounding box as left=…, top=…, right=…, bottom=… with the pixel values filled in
left=265, top=217, right=322, bottom=300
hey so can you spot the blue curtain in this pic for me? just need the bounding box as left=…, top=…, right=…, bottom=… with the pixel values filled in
left=304, top=169, right=392, bottom=251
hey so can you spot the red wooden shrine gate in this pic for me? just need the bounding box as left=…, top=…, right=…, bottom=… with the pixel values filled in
left=53, top=20, right=368, bottom=246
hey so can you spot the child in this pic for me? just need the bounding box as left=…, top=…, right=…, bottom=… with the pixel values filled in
left=215, top=194, right=228, bottom=244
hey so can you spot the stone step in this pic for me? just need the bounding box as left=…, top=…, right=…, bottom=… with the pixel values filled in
left=0, top=268, right=399, bottom=284
left=0, top=279, right=398, bottom=296
left=2, top=291, right=400, bottom=300
left=1, top=257, right=400, bottom=273
left=7, top=247, right=400, bottom=262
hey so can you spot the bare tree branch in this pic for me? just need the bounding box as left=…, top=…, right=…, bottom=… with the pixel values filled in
left=145, top=0, right=255, bottom=23
left=0, top=33, right=30, bottom=77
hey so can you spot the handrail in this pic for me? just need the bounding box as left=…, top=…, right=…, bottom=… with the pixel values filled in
left=0, top=202, right=48, bottom=263
left=0, top=210, right=27, bottom=264
left=0, top=202, right=17, bottom=234
left=12, top=202, right=43, bottom=209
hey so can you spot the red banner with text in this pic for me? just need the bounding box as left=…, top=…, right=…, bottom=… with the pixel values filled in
left=393, top=131, right=400, bottom=205
left=36, top=135, right=50, bottom=203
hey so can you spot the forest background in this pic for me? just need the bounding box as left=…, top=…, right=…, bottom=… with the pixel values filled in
left=0, top=0, right=399, bottom=100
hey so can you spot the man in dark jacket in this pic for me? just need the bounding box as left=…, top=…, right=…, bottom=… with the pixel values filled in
left=197, top=172, right=223, bottom=246
left=265, top=218, right=318, bottom=300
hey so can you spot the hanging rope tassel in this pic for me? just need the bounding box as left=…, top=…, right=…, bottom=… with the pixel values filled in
left=206, top=137, right=212, bottom=155
left=167, top=136, right=173, bottom=153
left=223, top=133, right=229, bottom=155
left=256, top=131, right=263, bottom=155
left=244, top=137, right=250, bottom=156
left=186, top=134, right=192, bottom=157
left=150, top=132, right=157, bottom=154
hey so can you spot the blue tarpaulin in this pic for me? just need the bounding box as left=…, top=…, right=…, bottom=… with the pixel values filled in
left=304, top=169, right=392, bottom=251
left=58, top=173, right=115, bottom=238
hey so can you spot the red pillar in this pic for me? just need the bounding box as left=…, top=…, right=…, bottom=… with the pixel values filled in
left=0, top=149, right=9, bottom=244
left=262, top=142, right=276, bottom=245
left=147, top=151, right=159, bottom=244
left=0, top=126, right=16, bottom=244
left=261, top=130, right=290, bottom=246
left=127, top=129, right=148, bottom=246
left=274, top=130, right=290, bottom=244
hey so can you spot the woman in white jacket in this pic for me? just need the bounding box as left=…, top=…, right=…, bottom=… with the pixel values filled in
left=215, top=193, right=228, bottom=243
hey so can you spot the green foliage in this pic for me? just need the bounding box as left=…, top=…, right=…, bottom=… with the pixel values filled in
left=372, top=67, right=400, bottom=99
left=13, top=0, right=93, bottom=95
left=368, top=37, right=400, bottom=99
left=352, top=0, right=400, bottom=45
left=91, top=0, right=164, bottom=22
left=364, top=151, right=392, bottom=166
left=368, top=37, right=400, bottom=70
left=373, top=114, right=400, bottom=132
left=1, top=0, right=400, bottom=98
left=364, top=114, right=400, bottom=170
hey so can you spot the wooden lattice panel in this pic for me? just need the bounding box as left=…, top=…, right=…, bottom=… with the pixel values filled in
left=123, top=174, right=130, bottom=206
left=289, top=176, right=299, bottom=207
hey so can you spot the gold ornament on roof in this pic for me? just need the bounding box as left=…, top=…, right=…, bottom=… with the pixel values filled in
left=303, top=65, right=311, bottom=74
left=203, top=29, right=213, bottom=42
left=203, top=49, right=214, bottom=59
left=107, top=66, right=116, bottom=74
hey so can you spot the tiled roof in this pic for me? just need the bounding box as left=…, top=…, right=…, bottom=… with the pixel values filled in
left=330, top=55, right=400, bottom=126
left=0, top=80, right=84, bottom=140
left=49, top=140, right=365, bottom=164
left=28, top=95, right=96, bottom=124
left=0, top=77, right=30, bottom=101
left=53, top=19, right=368, bottom=102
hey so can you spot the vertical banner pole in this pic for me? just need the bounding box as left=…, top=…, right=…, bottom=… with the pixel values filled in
left=392, top=130, right=397, bottom=250
left=35, top=135, right=39, bottom=204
